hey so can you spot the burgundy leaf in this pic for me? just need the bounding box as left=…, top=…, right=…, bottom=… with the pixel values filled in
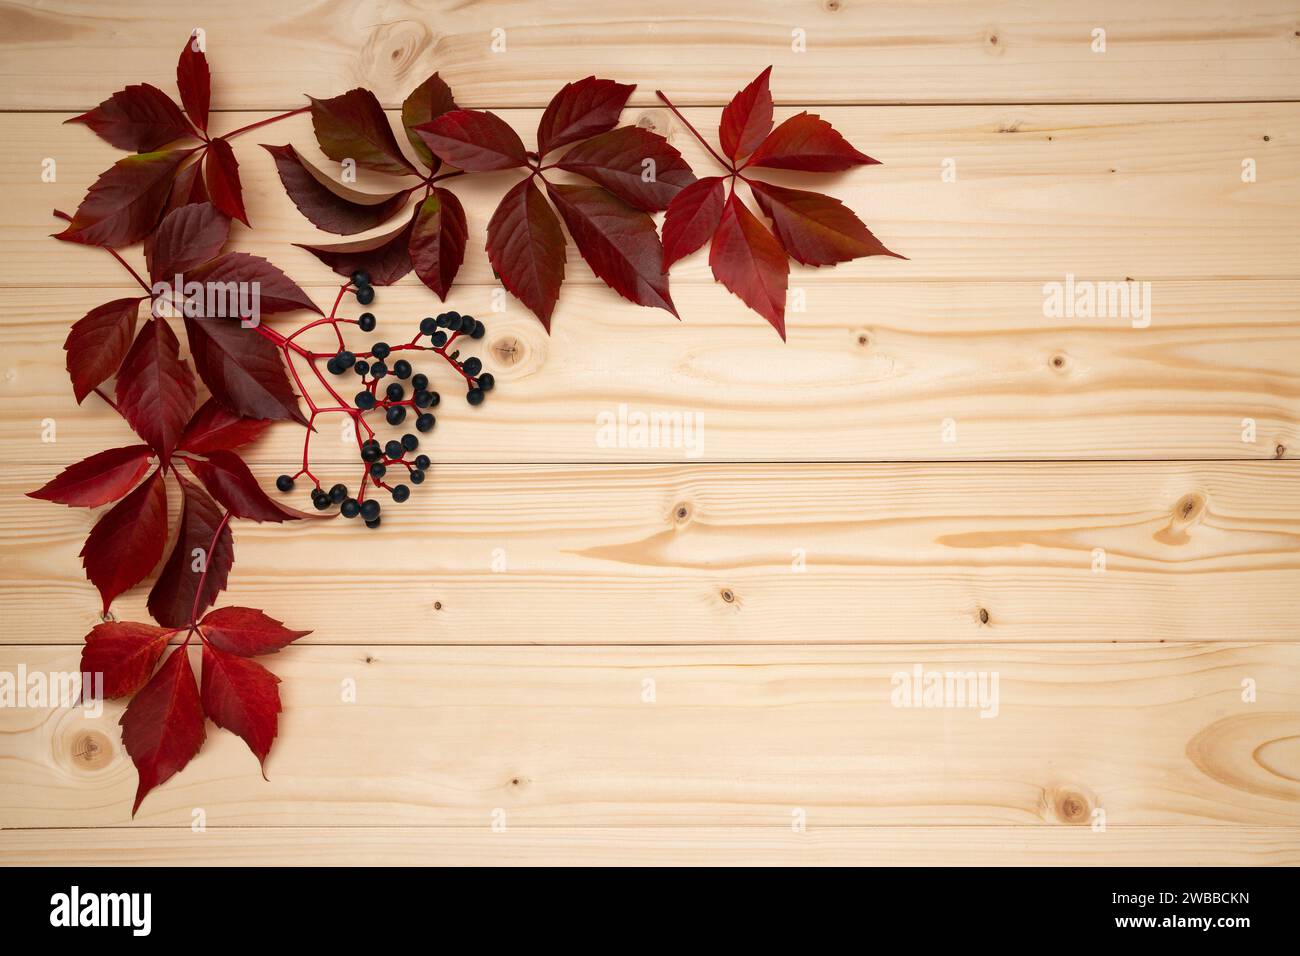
left=80, top=621, right=172, bottom=699
left=709, top=193, right=789, bottom=339
left=183, top=312, right=305, bottom=424
left=147, top=202, right=230, bottom=282
left=555, top=125, right=695, bottom=212
left=263, top=143, right=411, bottom=236
left=54, top=149, right=193, bottom=247
left=309, top=88, right=418, bottom=176
left=661, top=175, right=726, bottom=269
left=745, top=112, right=879, bottom=172
left=178, top=398, right=272, bottom=454
left=160, top=159, right=210, bottom=219
left=749, top=180, right=903, bottom=266
left=296, top=210, right=416, bottom=286
left=176, top=33, right=211, bottom=133
left=66, top=84, right=193, bottom=152
left=63, top=296, right=144, bottom=402
left=401, top=73, right=458, bottom=169
left=204, top=138, right=249, bottom=225
left=719, top=66, right=773, bottom=162
left=199, top=606, right=310, bottom=656
left=29, top=445, right=153, bottom=508
left=546, top=182, right=676, bottom=316
left=485, top=178, right=566, bottom=330
left=184, top=450, right=310, bottom=522
left=80, top=468, right=168, bottom=612
left=185, top=251, right=321, bottom=317
left=121, top=645, right=204, bottom=815
left=115, top=317, right=197, bottom=461
left=408, top=188, right=468, bottom=300
left=201, top=645, right=281, bottom=773
left=148, top=473, right=232, bottom=628
left=536, top=76, right=635, bottom=156
left=416, top=110, right=527, bottom=171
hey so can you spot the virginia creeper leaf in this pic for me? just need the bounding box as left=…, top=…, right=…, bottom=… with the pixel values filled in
left=80, top=468, right=168, bottom=612
left=201, top=646, right=281, bottom=773
left=204, top=138, right=249, bottom=226
left=749, top=180, right=903, bottom=266
left=66, top=84, right=193, bottom=152
left=81, top=621, right=172, bottom=699
left=719, top=66, right=773, bottom=162
left=408, top=188, right=468, bottom=300
left=661, top=175, right=726, bottom=269
left=148, top=473, right=232, bottom=628
left=554, top=125, right=695, bottom=212
left=176, top=33, right=211, bottom=133
left=54, top=148, right=193, bottom=247
left=184, top=450, right=310, bottom=522
left=63, top=296, right=144, bottom=402
left=147, top=201, right=230, bottom=282
left=186, top=251, right=321, bottom=316
left=745, top=111, right=879, bottom=172
left=263, top=143, right=411, bottom=236
left=296, top=210, right=416, bottom=286
left=401, top=73, right=457, bottom=169
left=199, top=606, right=311, bottom=656
left=486, top=178, right=566, bottom=329
left=183, top=313, right=304, bottom=425
left=536, top=76, right=635, bottom=156
left=178, top=398, right=272, bottom=454
left=160, top=159, right=210, bottom=219
left=121, top=645, right=204, bottom=815
left=115, top=317, right=197, bottom=461
left=309, top=89, right=418, bottom=176
left=709, top=193, right=789, bottom=338
left=28, top=445, right=153, bottom=508
left=416, top=110, right=528, bottom=171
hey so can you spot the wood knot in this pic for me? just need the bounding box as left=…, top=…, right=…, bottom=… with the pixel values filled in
left=1177, top=493, right=1205, bottom=522
left=70, top=729, right=113, bottom=770
left=673, top=502, right=691, bottom=524
left=433, top=601, right=443, bottom=611
left=822, top=0, right=842, bottom=11
left=978, top=607, right=990, bottom=625
left=491, top=335, right=525, bottom=367
left=359, top=20, right=433, bottom=88
left=1053, top=789, right=1093, bottom=824
left=855, top=329, right=871, bottom=348
left=99, top=609, right=117, bottom=624
left=985, top=30, right=1005, bottom=55
left=1275, top=443, right=1286, bottom=459
left=1050, top=353, right=1067, bottom=370
left=720, top=588, right=736, bottom=604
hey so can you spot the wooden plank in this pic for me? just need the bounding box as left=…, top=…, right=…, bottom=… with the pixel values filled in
left=4, top=461, right=1300, bottom=646
left=6, top=104, right=1298, bottom=288
left=1, top=643, right=1297, bottom=827
left=1, top=1, right=1298, bottom=109
left=3, top=282, right=1298, bottom=465
left=2, top=826, right=1296, bottom=867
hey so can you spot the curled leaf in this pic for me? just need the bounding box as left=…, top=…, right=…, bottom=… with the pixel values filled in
left=263, top=143, right=411, bottom=236
left=296, top=210, right=417, bottom=286
left=309, top=88, right=418, bottom=176
left=148, top=472, right=233, bottom=628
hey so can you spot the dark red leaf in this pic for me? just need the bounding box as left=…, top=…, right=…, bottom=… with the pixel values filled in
left=554, top=125, right=695, bottom=212
left=536, top=76, right=635, bottom=157
left=401, top=73, right=458, bottom=169
left=184, top=450, right=310, bottom=522
left=719, top=67, right=773, bottom=162
left=80, top=468, right=168, bottom=612
left=178, top=398, right=272, bottom=454
left=160, top=159, right=210, bottom=219
left=309, top=88, right=417, bottom=176
left=416, top=110, right=527, bottom=171
left=183, top=312, right=305, bottom=424
left=201, top=645, right=281, bottom=773
left=54, top=149, right=193, bottom=247
left=176, top=33, right=211, bottom=133
left=63, top=296, right=144, bottom=402
left=28, top=445, right=153, bottom=508
left=146, top=201, right=230, bottom=283
left=709, top=193, right=789, bottom=339
left=204, top=138, right=249, bottom=226
left=296, top=210, right=416, bottom=286
left=263, top=143, right=411, bottom=236
left=749, top=180, right=903, bottom=266
left=408, top=188, right=468, bottom=300
left=745, top=112, right=879, bottom=172
left=66, top=84, right=193, bottom=152
left=185, top=251, right=321, bottom=317
left=485, top=178, right=566, bottom=330
left=115, top=317, right=197, bottom=461
left=81, top=621, right=171, bottom=699
left=661, top=175, right=726, bottom=269
left=546, top=182, right=676, bottom=316
left=148, top=473, right=232, bottom=628
left=121, top=645, right=204, bottom=815
left=199, top=606, right=310, bottom=656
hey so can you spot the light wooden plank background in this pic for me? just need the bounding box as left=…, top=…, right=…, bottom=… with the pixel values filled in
left=0, top=0, right=1298, bottom=866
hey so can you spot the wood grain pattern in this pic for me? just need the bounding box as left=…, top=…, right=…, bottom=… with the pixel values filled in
left=1, top=1, right=1297, bottom=109
left=2, top=643, right=1297, bottom=828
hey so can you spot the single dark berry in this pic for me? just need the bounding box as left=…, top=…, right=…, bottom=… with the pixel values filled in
left=414, top=454, right=431, bottom=470
left=351, top=270, right=371, bottom=286
left=414, top=389, right=434, bottom=408
left=419, top=317, right=437, bottom=335
left=467, top=387, right=484, bottom=406
left=462, top=356, right=482, bottom=376
left=371, top=342, right=391, bottom=360
left=276, top=474, right=294, bottom=492
left=445, top=312, right=462, bottom=331
left=392, top=359, right=412, bottom=379
left=365, top=517, right=382, bottom=529
left=435, top=312, right=450, bottom=327
left=354, top=360, right=370, bottom=377
left=341, top=498, right=361, bottom=519
left=411, top=373, right=429, bottom=391
left=370, top=361, right=388, bottom=379
left=416, top=412, right=436, bottom=432
left=432, top=331, right=447, bottom=348
left=410, top=468, right=426, bottom=485
left=327, top=357, right=343, bottom=375
left=361, top=499, right=381, bottom=522
left=401, top=433, right=418, bottom=451
left=355, top=284, right=375, bottom=305
left=329, top=483, right=348, bottom=504
left=427, top=390, right=441, bottom=407
left=336, top=349, right=355, bottom=369
left=360, top=439, right=382, bottom=462
left=369, top=462, right=386, bottom=479
left=358, top=312, right=376, bottom=332
left=470, top=319, right=485, bottom=339
left=385, top=405, right=406, bottom=426
left=386, top=382, right=405, bottom=402
left=355, top=390, right=376, bottom=410
left=313, top=493, right=332, bottom=511
left=391, top=484, right=410, bottom=503
left=478, top=372, right=495, bottom=391
left=384, top=439, right=404, bottom=459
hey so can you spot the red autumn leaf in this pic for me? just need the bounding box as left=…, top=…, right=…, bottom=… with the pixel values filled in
left=176, top=33, right=211, bottom=133
left=81, top=621, right=172, bottom=699
left=401, top=72, right=457, bottom=169
left=146, top=202, right=230, bottom=282
left=309, top=88, right=418, bottom=176
left=546, top=182, right=676, bottom=316
left=115, top=317, right=197, bottom=461
left=297, top=208, right=417, bottom=286
left=263, top=143, right=411, bottom=236
left=554, top=125, right=695, bottom=212
left=148, top=473, right=233, bottom=628
left=749, top=180, right=903, bottom=266
left=80, top=468, right=168, bottom=612
left=536, top=76, right=635, bottom=156
left=66, top=84, right=194, bottom=152
left=744, top=111, right=879, bottom=172
left=409, top=188, right=468, bottom=300
left=200, top=645, right=281, bottom=773
left=199, top=606, right=311, bottom=656
left=661, top=175, right=726, bottom=269
left=178, top=397, right=272, bottom=454
left=709, top=193, right=789, bottom=338
left=121, top=645, right=205, bottom=815
left=186, top=251, right=321, bottom=317
left=184, top=316, right=304, bottom=424
left=719, top=66, right=773, bottom=162
left=28, top=445, right=153, bottom=508
left=486, top=178, right=566, bottom=329
left=184, top=449, right=310, bottom=522
left=416, top=109, right=528, bottom=171
left=54, top=148, right=193, bottom=247
left=63, top=296, right=144, bottom=402
left=204, top=138, right=249, bottom=225
left=160, top=159, right=210, bottom=219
